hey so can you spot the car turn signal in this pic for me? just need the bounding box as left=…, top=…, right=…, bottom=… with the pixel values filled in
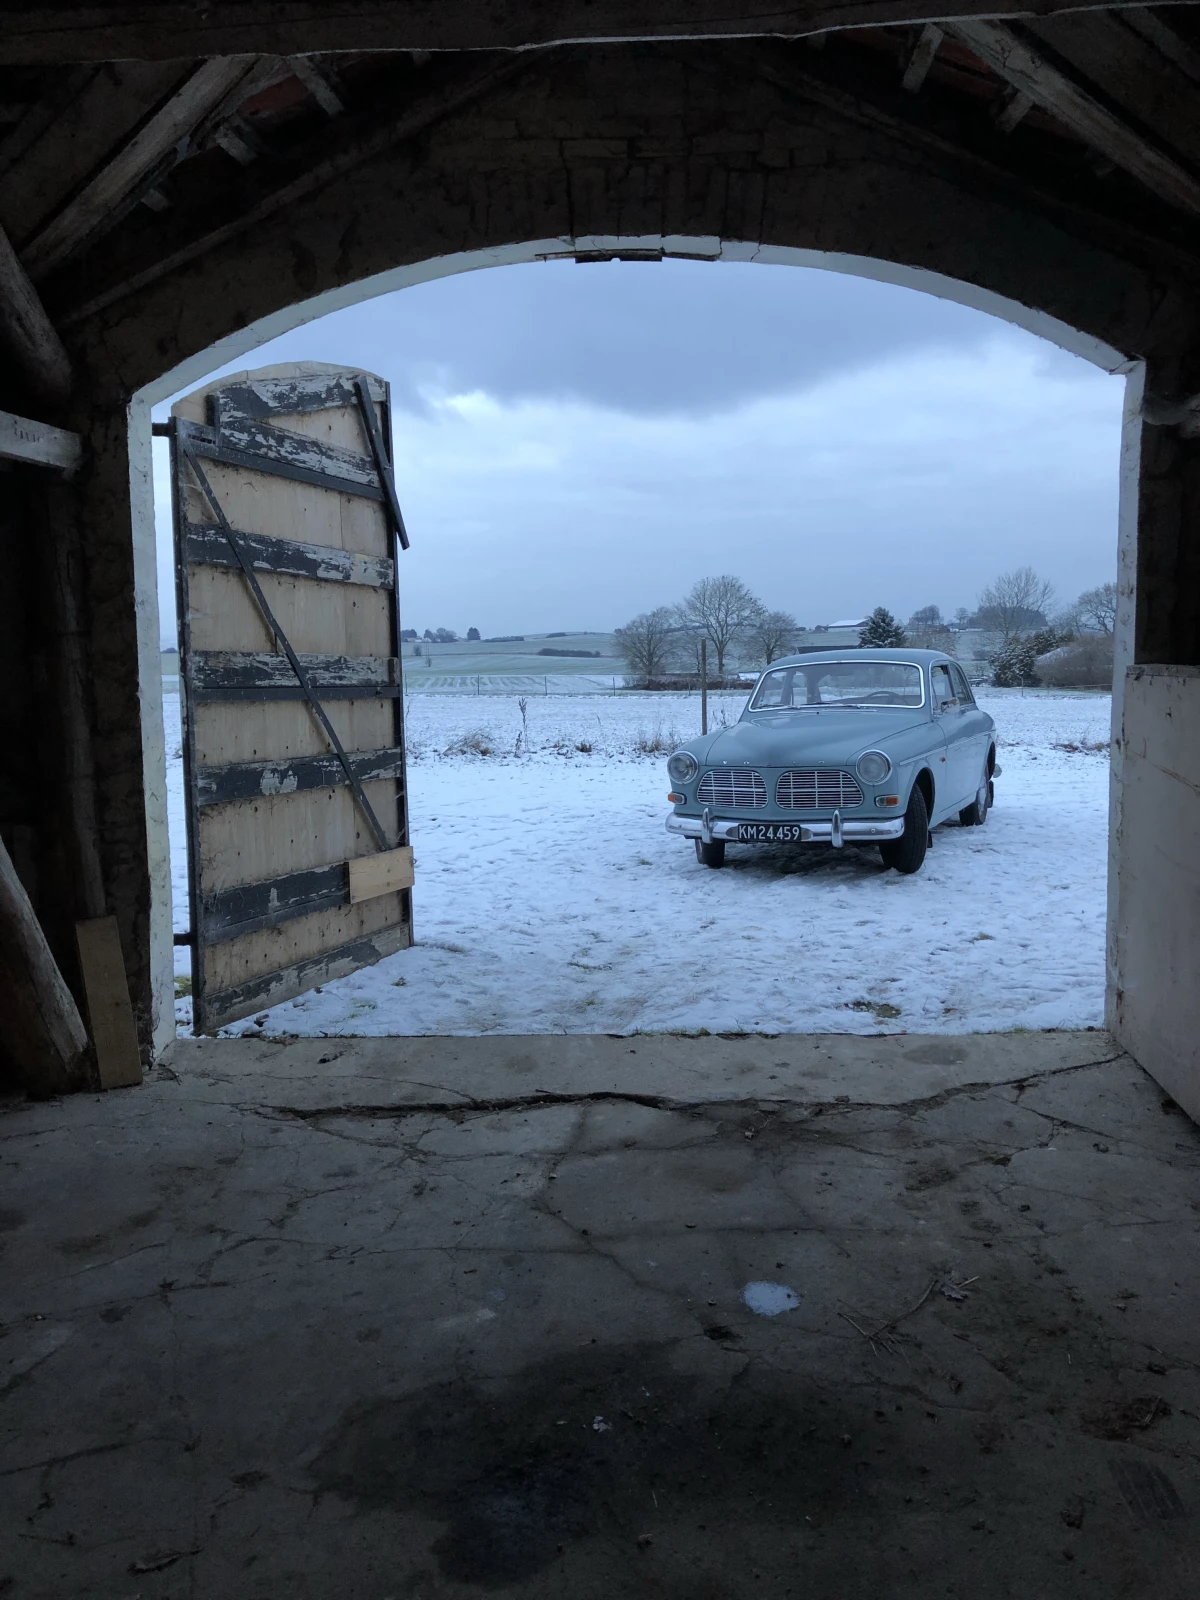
left=668, top=792, right=684, bottom=802
left=875, top=795, right=901, bottom=808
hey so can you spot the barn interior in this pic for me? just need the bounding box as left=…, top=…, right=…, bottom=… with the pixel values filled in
left=1, top=4, right=1199, bottom=1594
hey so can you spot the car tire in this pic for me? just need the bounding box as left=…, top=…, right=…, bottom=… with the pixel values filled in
left=880, top=783, right=929, bottom=875
left=958, top=769, right=990, bottom=827
left=695, top=838, right=726, bottom=868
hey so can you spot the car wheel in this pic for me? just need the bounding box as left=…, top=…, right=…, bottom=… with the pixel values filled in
left=880, top=783, right=929, bottom=875
left=958, top=769, right=990, bottom=827
left=695, top=838, right=726, bottom=868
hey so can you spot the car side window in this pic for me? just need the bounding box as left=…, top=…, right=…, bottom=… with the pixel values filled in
left=931, top=664, right=956, bottom=710
left=949, top=663, right=975, bottom=704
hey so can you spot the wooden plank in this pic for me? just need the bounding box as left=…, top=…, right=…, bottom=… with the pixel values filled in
left=58, top=56, right=535, bottom=330
left=180, top=454, right=390, bottom=561
left=0, top=407, right=82, bottom=472
left=197, top=745, right=406, bottom=806
left=190, top=650, right=398, bottom=694
left=184, top=563, right=393, bottom=657
left=21, top=58, right=257, bottom=278
left=901, top=23, right=943, bottom=92
left=1028, top=13, right=1200, bottom=173
left=196, top=780, right=403, bottom=894
left=949, top=20, right=1200, bottom=218
left=75, top=916, right=142, bottom=1089
left=0, top=222, right=72, bottom=406
left=199, top=919, right=411, bottom=1033
left=183, top=416, right=385, bottom=501
left=288, top=55, right=346, bottom=117
left=349, top=845, right=414, bottom=903
left=184, top=522, right=394, bottom=587
left=201, top=861, right=349, bottom=942
left=0, top=1, right=1181, bottom=64
left=214, top=371, right=386, bottom=424
left=192, top=696, right=394, bottom=766
left=0, top=834, right=89, bottom=1095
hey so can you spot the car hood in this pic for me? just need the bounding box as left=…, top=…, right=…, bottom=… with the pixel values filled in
left=704, top=708, right=931, bottom=767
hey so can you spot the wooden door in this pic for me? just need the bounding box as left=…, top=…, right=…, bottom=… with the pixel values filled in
left=169, top=362, right=413, bottom=1033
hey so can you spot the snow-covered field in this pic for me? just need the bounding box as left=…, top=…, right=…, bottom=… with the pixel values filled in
left=166, top=688, right=1112, bottom=1038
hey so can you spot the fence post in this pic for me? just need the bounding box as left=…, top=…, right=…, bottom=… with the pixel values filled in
left=701, top=639, right=708, bottom=735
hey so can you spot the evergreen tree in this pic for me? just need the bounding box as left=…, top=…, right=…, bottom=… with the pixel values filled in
left=859, top=607, right=906, bottom=648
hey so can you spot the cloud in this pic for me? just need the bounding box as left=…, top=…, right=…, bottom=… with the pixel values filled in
left=153, top=258, right=1124, bottom=642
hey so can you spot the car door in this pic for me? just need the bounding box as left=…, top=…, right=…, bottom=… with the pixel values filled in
left=929, top=662, right=974, bottom=808
left=950, top=662, right=991, bottom=795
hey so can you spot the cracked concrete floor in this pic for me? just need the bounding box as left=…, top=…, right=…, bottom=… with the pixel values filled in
left=2, top=1031, right=1198, bottom=1598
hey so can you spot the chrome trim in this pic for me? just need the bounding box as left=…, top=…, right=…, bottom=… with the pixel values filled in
left=855, top=749, right=892, bottom=784
left=831, top=808, right=843, bottom=848
left=701, top=805, right=713, bottom=844
left=667, top=749, right=699, bottom=785
left=776, top=768, right=865, bottom=809
left=666, top=812, right=904, bottom=843
left=696, top=768, right=768, bottom=808
left=749, top=659, right=928, bottom=711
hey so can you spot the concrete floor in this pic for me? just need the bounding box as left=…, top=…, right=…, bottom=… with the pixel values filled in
left=2, top=1030, right=1198, bottom=1598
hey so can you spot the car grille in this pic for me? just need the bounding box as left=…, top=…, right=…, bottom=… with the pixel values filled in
left=696, top=768, right=767, bottom=808
left=776, top=769, right=865, bottom=810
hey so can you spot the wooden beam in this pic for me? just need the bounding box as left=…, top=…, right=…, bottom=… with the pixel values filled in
left=949, top=19, right=1200, bottom=217
left=0, top=833, right=90, bottom=1096
left=1026, top=11, right=1200, bottom=174
left=992, top=85, right=1034, bottom=133
left=58, top=53, right=534, bottom=329
left=75, top=916, right=143, bottom=1089
left=0, top=0, right=1194, bottom=63
left=0, top=407, right=82, bottom=471
left=21, top=56, right=257, bottom=279
left=0, top=222, right=73, bottom=405
left=901, top=22, right=943, bottom=91
left=288, top=55, right=346, bottom=116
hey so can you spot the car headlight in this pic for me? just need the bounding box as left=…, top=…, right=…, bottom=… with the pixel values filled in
left=667, top=750, right=699, bottom=785
left=856, top=750, right=892, bottom=785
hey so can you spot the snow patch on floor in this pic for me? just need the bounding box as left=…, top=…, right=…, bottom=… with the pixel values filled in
left=166, top=688, right=1112, bottom=1039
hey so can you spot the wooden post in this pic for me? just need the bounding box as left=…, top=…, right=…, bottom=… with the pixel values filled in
left=701, top=638, right=708, bottom=735
left=0, top=834, right=90, bottom=1096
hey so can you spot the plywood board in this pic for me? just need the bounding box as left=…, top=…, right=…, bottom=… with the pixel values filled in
left=75, top=916, right=143, bottom=1088
left=349, top=845, right=415, bottom=903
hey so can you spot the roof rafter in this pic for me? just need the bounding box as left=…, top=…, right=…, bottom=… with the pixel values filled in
left=948, top=19, right=1200, bottom=216
left=20, top=55, right=259, bottom=278
left=53, top=51, right=537, bottom=328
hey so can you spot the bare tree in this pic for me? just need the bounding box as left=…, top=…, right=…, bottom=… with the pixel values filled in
left=748, top=608, right=798, bottom=665
left=976, top=567, right=1056, bottom=640
left=676, top=575, right=765, bottom=677
left=906, top=604, right=954, bottom=652
left=1076, top=581, right=1117, bottom=634
left=614, top=606, right=676, bottom=684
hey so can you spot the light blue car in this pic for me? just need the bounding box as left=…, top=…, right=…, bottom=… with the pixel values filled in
left=665, top=649, right=998, bottom=874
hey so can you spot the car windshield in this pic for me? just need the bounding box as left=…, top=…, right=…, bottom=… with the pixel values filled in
left=750, top=660, right=925, bottom=710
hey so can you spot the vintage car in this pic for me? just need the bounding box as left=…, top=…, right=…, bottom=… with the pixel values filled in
left=665, top=649, right=997, bottom=874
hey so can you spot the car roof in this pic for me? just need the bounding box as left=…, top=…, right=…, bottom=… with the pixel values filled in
left=760, top=648, right=954, bottom=670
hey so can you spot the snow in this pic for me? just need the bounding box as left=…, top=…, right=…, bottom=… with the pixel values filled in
left=165, top=687, right=1112, bottom=1039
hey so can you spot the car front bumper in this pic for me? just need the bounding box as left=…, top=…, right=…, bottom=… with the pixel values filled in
left=665, top=809, right=905, bottom=846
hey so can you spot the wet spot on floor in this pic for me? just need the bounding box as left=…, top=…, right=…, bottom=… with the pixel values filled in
left=310, top=1343, right=879, bottom=1589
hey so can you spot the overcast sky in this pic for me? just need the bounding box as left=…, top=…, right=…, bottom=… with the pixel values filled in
left=153, top=258, right=1125, bottom=644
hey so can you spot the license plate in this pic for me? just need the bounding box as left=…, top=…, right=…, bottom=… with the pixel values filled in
left=737, top=822, right=806, bottom=843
